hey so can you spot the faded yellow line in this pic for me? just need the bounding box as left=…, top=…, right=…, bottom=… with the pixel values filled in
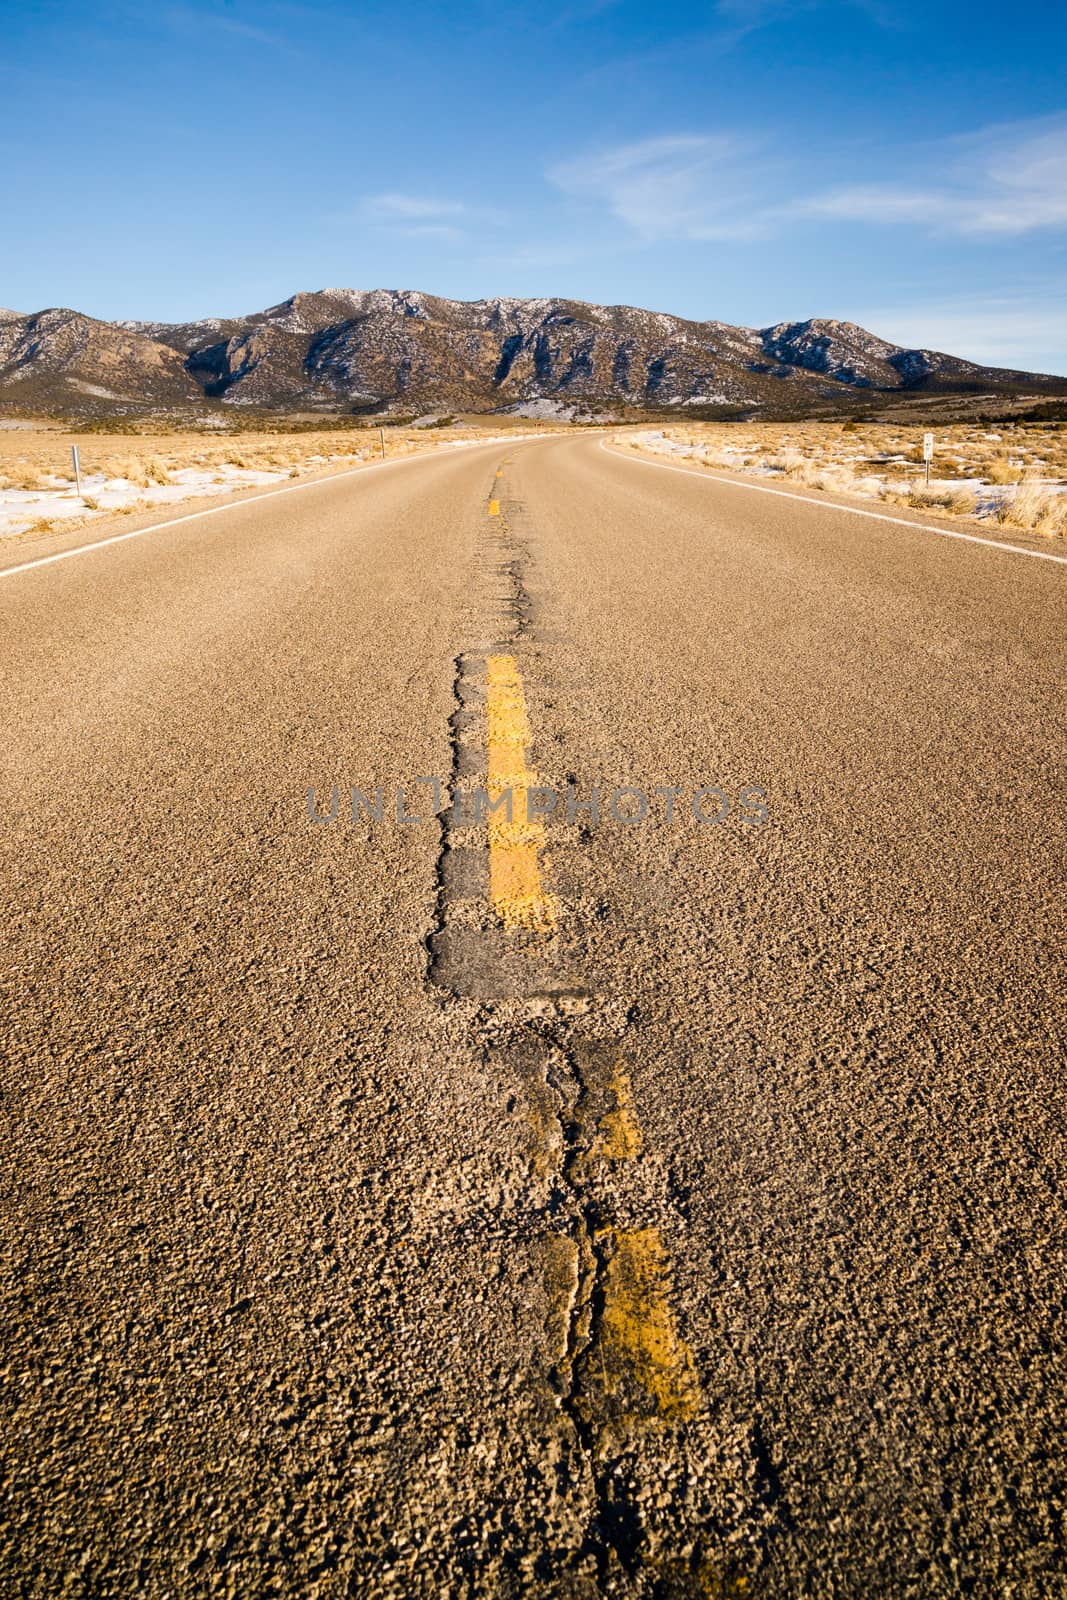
left=600, top=1227, right=699, bottom=1419
left=590, top=1065, right=697, bottom=1419
left=592, top=1063, right=643, bottom=1161
left=488, top=498, right=501, bottom=516
left=485, top=654, right=557, bottom=932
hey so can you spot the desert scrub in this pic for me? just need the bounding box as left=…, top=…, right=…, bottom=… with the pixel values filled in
left=903, top=486, right=977, bottom=514
left=995, top=477, right=1067, bottom=537
left=103, top=454, right=173, bottom=486
left=985, top=455, right=1024, bottom=486
left=4, top=464, right=43, bottom=491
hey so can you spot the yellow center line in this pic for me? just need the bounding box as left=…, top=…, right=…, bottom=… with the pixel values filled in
left=599, top=1227, right=699, bottom=1419
left=488, top=498, right=501, bottom=515
left=485, top=655, right=557, bottom=932
left=592, top=1063, right=643, bottom=1161
left=588, top=1065, right=698, bottom=1418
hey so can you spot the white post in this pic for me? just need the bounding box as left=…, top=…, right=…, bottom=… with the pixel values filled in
left=379, top=427, right=386, bottom=461
left=923, top=431, right=933, bottom=487
left=71, top=445, right=83, bottom=500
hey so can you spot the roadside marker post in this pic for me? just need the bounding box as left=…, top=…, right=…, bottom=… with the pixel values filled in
left=71, top=445, right=83, bottom=500
left=379, top=427, right=386, bottom=461
left=923, top=431, right=934, bottom=486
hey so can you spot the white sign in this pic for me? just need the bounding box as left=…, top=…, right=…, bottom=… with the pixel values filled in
left=922, top=432, right=934, bottom=462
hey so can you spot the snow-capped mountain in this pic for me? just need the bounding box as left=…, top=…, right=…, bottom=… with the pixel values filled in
left=2, top=291, right=1064, bottom=418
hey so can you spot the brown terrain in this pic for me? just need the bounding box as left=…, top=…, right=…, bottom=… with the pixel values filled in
left=1, top=433, right=1064, bottom=1597
left=2, top=290, right=1066, bottom=422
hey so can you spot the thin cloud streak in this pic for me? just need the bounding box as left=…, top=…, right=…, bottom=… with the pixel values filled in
left=355, top=192, right=508, bottom=242
left=807, top=116, right=1067, bottom=235
left=361, top=194, right=470, bottom=222
left=567, top=0, right=897, bottom=101
left=548, top=115, right=1067, bottom=245
left=548, top=134, right=776, bottom=241
left=160, top=5, right=296, bottom=49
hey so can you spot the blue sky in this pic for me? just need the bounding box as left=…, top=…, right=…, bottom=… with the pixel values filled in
left=3, top=0, right=1066, bottom=373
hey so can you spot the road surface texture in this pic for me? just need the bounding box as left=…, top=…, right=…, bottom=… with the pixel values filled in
left=1, top=435, right=1064, bottom=1598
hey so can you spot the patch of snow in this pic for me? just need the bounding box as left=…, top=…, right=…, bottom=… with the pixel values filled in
left=505, top=399, right=577, bottom=420
left=483, top=296, right=553, bottom=317
left=68, top=380, right=125, bottom=399
left=629, top=431, right=694, bottom=456
left=117, top=317, right=224, bottom=337
left=0, top=462, right=288, bottom=536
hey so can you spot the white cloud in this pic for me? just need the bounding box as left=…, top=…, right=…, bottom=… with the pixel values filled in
left=361, top=193, right=469, bottom=222
left=356, top=192, right=508, bottom=242
left=808, top=116, right=1067, bottom=235
left=548, top=134, right=774, bottom=240
left=548, top=116, right=1067, bottom=249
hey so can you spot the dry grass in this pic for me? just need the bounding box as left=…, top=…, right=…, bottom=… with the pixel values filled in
left=100, top=454, right=174, bottom=486
left=901, top=485, right=978, bottom=514
left=0, top=418, right=540, bottom=540
left=1, top=464, right=47, bottom=491
left=0, top=420, right=520, bottom=495
left=618, top=418, right=1067, bottom=538
left=995, top=475, right=1067, bottom=537
left=985, top=455, right=1024, bottom=486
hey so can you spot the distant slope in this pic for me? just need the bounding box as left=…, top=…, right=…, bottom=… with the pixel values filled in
left=0, top=308, right=202, bottom=409
left=2, top=291, right=1065, bottom=418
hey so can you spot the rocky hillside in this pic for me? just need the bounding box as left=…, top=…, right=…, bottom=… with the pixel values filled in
left=0, top=308, right=202, bottom=409
left=2, top=291, right=1064, bottom=419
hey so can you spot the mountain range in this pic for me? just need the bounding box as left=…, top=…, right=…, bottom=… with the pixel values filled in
left=1, top=289, right=1064, bottom=420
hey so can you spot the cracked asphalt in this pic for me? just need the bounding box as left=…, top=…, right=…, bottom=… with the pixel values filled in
left=1, top=434, right=1065, bottom=1598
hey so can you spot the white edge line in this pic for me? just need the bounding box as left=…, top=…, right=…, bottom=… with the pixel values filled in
left=600, top=441, right=1067, bottom=567
left=0, top=436, right=523, bottom=582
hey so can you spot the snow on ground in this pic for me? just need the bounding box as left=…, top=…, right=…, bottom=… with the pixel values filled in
left=69, top=382, right=126, bottom=399
left=625, top=431, right=1067, bottom=532
left=506, top=399, right=578, bottom=420
left=627, top=431, right=752, bottom=468
left=0, top=463, right=289, bottom=536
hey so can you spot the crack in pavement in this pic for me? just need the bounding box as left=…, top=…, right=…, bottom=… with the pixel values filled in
left=423, top=468, right=731, bottom=1592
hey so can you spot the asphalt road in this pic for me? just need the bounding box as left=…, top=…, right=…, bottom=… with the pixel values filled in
left=1, top=434, right=1064, bottom=1598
